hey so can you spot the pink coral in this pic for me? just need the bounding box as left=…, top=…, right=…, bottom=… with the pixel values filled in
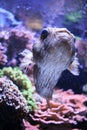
left=29, top=89, right=87, bottom=127
left=6, top=27, right=35, bottom=66
left=0, top=27, right=35, bottom=67
left=23, top=119, right=39, bottom=130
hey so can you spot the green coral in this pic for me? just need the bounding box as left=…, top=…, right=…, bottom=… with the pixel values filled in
left=65, top=11, right=82, bottom=23
left=0, top=67, right=37, bottom=111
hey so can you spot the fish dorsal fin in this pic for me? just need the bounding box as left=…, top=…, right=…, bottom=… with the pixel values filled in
left=68, top=55, right=79, bottom=76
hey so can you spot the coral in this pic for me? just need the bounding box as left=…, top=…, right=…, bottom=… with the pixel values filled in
left=6, top=27, right=34, bottom=66
left=0, top=27, right=35, bottom=67
left=65, top=12, right=82, bottom=23
left=0, top=30, right=9, bottom=42
left=7, top=26, right=34, bottom=52
left=29, top=89, right=87, bottom=129
left=0, top=67, right=37, bottom=111
left=0, top=76, right=29, bottom=113
left=0, top=42, right=7, bottom=65
left=19, top=49, right=34, bottom=84
left=0, top=76, right=29, bottom=128
left=23, top=119, right=81, bottom=130
left=75, top=39, right=87, bottom=70
left=23, top=119, right=39, bottom=130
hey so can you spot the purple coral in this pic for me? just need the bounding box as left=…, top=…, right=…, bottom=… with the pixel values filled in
left=6, top=27, right=34, bottom=66
left=0, top=42, right=7, bottom=65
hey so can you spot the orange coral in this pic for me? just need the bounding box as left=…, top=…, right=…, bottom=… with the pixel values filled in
left=30, top=89, right=87, bottom=126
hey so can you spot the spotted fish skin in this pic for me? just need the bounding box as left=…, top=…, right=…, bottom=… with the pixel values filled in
left=33, top=27, right=78, bottom=99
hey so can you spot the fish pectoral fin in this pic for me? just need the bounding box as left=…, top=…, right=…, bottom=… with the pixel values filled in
left=68, top=57, right=79, bottom=76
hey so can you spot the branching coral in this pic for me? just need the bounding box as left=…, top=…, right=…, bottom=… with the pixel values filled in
left=0, top=67, right=37, bottom=111
left=29, top=89, right=87, bottom=129
left=23, top=119, right=39, bottom=130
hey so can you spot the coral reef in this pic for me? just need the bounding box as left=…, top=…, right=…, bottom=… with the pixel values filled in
left=0, top=42, right=7, bottom=65
left=0, top=24, right=87, bottom=130
left=29, top=89, right=87, bottom=129
left=0, top=76, right=29, bottom=113
left=0, top=27, right=35, bottom=67
left=65, top=12, right=82, bottom=23
left=23, top=119, right=39, bottom=130
left=75, top=39, right=87, bottom=71
left=6, top=27, right=34, bottom=66
left=1, top=71, right=86, bottom=129
left=0, top=67, right=37, bottom=111
left=19, top=49, right=34, bottom=84
left=0, top=76, right=29, bottom=129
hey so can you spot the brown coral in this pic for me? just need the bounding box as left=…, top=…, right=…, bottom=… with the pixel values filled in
left=0, top=76, right=30, bottom=129
left=29, top=89, right=87, bottom=127
left=0, top=76, right=29, bottom=123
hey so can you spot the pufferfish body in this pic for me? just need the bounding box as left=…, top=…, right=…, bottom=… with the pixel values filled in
left=33, top=27, right=79, bottom=99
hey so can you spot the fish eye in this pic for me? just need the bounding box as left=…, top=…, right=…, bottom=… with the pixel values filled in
left=40, top=30, right=49, bottom=40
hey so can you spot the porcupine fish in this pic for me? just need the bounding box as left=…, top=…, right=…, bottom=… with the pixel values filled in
left=33, top=27, right=79, bottom=100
